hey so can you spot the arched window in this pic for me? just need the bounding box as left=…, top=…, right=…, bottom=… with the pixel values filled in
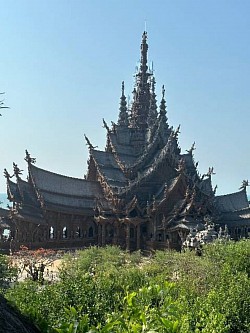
left=49, top=226, right=54, bottom=239
left=76, top=226, right=81, bottom=238
left=88, top=226, right=93, bottom=238
left=63, top=226, right=67, bottom=239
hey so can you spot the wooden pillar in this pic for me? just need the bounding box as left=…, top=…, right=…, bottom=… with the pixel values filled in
left=153, top=217, right=157, bottom=241
left=70, top=215, right=74, bottom=239
left=97, top=224, right=102, bottom=245
left=101, top=224, right=106, bottom=246
left=115, top=222, right=120, bottom=245
left=126, top=224, right=130, bottom=251
left=136, top=224, right=140, bottom=250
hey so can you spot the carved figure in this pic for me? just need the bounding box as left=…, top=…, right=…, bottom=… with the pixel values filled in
left=24, top=150, right=36, bottom=164
left=13, top=163, right=23, bottom=177
left=239, top=179, right=249, bottom=190
left=84, top=134, right=97, bottom=150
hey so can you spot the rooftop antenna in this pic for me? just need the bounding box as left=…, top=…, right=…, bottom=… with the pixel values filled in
left=144, top=20, right=147, bottom=32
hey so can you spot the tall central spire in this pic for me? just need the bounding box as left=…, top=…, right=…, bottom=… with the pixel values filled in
left=139, top=31, right=149, bottom=87
left=130, top=31, right=151, bottom=129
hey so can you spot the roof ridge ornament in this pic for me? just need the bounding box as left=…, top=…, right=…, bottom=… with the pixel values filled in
left=162, top=85, right=165, bottom=98
left=207, top=167, right=215, bottom=177
left=174, top=124, right=181, bottom=138
left=239, top=179, right=249, bottom=190
left=24, top=150, right=36, bottom=164
left=102, top=118, right=110, bottom=132
left=3, top=168, right=14, bottom=180
left=186, top=142, right=196, bottom=154
left=84, top=134, right=97, bottom=150
left=13, top=162, right=23, bottom=179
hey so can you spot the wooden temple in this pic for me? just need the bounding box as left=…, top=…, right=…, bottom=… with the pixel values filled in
left=1, top=32, right=250, bottom=252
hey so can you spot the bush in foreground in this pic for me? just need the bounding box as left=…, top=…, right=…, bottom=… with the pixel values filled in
left=5, top=241, right=250, bottom=333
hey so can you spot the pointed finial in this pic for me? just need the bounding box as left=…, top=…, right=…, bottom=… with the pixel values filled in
left=162, top=85, right=165, bottom=98
left=24, top=150, right=36, bottom=164
left=142, top=30, right=147, bottom=41
left=159, top=85, right=168, bottom=123
left=144, top=20, right=147, bottom=32
left=121, top=81, right=125, bottom=96
left=239, top=179, right=249, bottom=190
left=207, top=167, right=216, bottom=177
left=13, top=162, right=23, bottom=178
left=102, top=118, right=110, bottom=132
left=174, top=124, right=181, bottom=137
left=84, top=134, right=97, bottom=150
left=186, top=142, right=196, bottom=154
left=4, top=168, right=13, bottom=180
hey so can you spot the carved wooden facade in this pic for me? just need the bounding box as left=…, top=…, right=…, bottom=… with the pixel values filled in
left=1, top=32, right=250, bottom=252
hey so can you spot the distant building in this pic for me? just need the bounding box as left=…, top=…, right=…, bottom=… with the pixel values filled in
left=1, top=32, right=250, bottom=252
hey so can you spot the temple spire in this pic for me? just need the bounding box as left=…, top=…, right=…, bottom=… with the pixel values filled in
left=139, top=31, right=149, bottom=81
left=118, top=81, right=129, bottom=126
left=159, top=85, right=167, bottom=122
left=130, top=31, right=151, bottom=129
left=147, top=76, right=158, bottom=127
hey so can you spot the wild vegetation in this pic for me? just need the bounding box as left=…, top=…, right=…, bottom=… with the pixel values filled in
left=1, top=240, right=250, bottom=333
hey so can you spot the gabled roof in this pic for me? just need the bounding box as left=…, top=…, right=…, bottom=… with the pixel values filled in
left=7, top=180, right=22, bottom=202
left=108, top=132, right=137, bottom=166
left=17, top=179, right=39, bottom=207
left=14, top=206, right=46, bottom=225
left=91, top=149, right=121, bottom=169
left=197, top=177, right=213, bottom=196
left=91, top=150, right=128, bottom=187
left=181, top=153, right=195, bottom=170
left=40, top=191, right=96, bottom=213
left=215, top=189, right=249, bottom=213
left=218, top=207, right=250, bottom=226
left=29, top=164, right=102, bottom=197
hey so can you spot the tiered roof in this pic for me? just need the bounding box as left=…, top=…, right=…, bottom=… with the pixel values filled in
left=3, top=31, right=249, bottom=238
left=215, top=189, right=249, bottom=213
left=5, top=158, right=109, bottom=220
left=84, top=31, right=215, bottom=225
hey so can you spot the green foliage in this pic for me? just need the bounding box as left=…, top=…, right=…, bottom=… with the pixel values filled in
left=5, top=241, right=250, bottom=333
left=0, top=254, right=17, bottom=291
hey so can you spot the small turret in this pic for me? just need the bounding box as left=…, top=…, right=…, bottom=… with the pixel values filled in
left=118, top=81, right=129, bottom=126
left=159, top=85, right=167, bottom=122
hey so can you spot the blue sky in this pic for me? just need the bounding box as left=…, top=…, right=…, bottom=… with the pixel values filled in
left=0, top=0, right=250, bottom=195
